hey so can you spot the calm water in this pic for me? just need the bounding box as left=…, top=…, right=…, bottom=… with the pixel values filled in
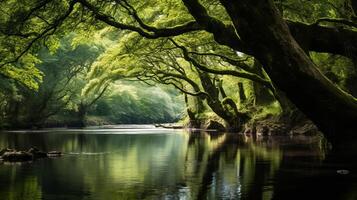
left=0, top=126, right=356, bottom=200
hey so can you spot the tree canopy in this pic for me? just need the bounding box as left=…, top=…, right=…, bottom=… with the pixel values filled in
left=0, top=0, right=356, bottom=140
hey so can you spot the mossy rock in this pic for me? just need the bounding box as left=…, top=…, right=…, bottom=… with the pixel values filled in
left=2, top=151, right=33, bottom=162
left=0, top=148, right=15, bottom=156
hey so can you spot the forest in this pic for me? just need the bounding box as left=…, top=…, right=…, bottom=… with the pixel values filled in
left=1, top=0, right=356, bottom=140
left=0, top=0, right=357, bottom=199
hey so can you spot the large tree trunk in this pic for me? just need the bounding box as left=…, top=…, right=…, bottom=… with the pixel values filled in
left=184, top=93, right=204, bottom=128
left=219, top=0, right=357, bottom=141
left=197, top=72, right=232, bottom=121
left=197, top=72, right=247, bottom=131
left=251, top=60, right=276, bottom=106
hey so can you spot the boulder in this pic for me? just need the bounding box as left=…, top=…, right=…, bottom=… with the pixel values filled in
left=0, top=148, right=15, bottom=156
left=2, top=151, right=33, bottom=162
left=28, top=147, right=48, bottom=159
left=0, top=147, right=62, bottom=162
left=47, top=151, right=62, bottom=157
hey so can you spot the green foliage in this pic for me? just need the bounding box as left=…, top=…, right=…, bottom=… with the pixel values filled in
left=0, top=0, right=356, bottom=129
left=90, top=81, right=184, bottom=124
left=280, top=0, right=354, bottom=22
left=0, top=24, right=190, bottom=128
left=310, top=52, right=357, bottom=96
left=0, top=54, right=43, bottom=90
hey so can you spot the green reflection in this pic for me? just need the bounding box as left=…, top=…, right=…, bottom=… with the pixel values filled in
left=0, top=130, right=341, bottom=200
left=182, top=132, right=284, bottom=199
left=0, top=170, right=42, bottom=200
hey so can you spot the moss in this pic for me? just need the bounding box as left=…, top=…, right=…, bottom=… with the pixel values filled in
left=251, top=101, right=282, bottom=121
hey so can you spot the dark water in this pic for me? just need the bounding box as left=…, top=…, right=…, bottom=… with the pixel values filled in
left=0, top=126, right=356, bottom=200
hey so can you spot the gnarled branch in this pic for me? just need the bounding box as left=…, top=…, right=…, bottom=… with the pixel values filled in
left=169, top=38, right=275, bottom=92
left=77, top=0, right=201, bottom=39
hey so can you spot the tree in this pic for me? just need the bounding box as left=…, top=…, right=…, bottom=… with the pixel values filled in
left=1, top=0, right=356, bottom=140
left=87, top=33, right=260, bottom=130
left=0, top=33, right=106, bottom=128
left=213, top=0, right=357, bottom=140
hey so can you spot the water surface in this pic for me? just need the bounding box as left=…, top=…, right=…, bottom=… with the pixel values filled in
left=0, top=126, right=356, bottom=200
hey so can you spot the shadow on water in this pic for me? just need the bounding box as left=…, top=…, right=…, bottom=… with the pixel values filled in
left=0, top=129, right=356, bottom=199
left=179, top=131, right=357, bottom=200
left=271, top=136, right=357, bottom=200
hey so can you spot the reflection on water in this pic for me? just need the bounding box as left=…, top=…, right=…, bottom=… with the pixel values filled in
left=0, top=129, right=356, bottom=200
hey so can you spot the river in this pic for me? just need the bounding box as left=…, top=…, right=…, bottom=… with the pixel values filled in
left=0, top=125, right=356, bottom=200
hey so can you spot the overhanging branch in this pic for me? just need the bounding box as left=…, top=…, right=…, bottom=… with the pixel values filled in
left=169, top=38, right=275, bottom=92
left=313, top=18, right=357, bottom=29
left=0, top=0, right=77, bottom=69
left=77, top=0, right=201, bottom=39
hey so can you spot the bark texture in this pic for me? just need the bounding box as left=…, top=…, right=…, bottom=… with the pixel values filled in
left=198, top=72, right=248, bottom=131
left=218, top=0, right=357, bottom=140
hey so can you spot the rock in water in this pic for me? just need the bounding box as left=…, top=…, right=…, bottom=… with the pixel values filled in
left=2, top=151, right=33, bottom=162
left=28, top=147, right=48, bottom=159
left=337, top=169, right=350, bottom=175
left=0, top=148, right=15, bottom=156
left=0, top=147, right=61, bottom=162
left=47, top=151, right=62, bottom=157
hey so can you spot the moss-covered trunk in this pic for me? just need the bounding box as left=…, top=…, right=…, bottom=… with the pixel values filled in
left=219, top=0, right=357, bottom=141
left=251, top=60, right=276, bottom=106
left=184, top=93, right=204, bottom=128
left=198, top=72, right=247, bottom=131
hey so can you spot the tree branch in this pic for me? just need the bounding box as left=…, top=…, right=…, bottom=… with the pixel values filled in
left=0, top=0, right=77, bottom=69
left=87, top=84, right=109, bottom=108
left=169, top=38, right=275, bottom=91
left=287, top=20, right=357, bottom=60
left=187, top=51, right=254, bottom=73
left=181, top=0, right=246, bottom=52
left=313, top=18, right=357, bottom=29
left=168, top=81, right=208, bottom=97
left=77, top=0, right=201, bottom=39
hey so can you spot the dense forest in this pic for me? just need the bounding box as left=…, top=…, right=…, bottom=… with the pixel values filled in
left=0, top=0, right=356, bottom=142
